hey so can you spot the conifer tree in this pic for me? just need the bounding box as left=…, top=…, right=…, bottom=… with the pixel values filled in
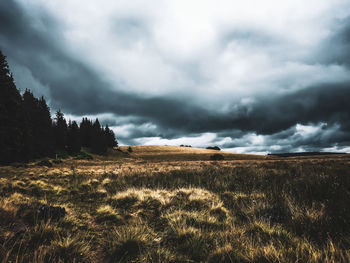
left=91, top=118, right=107, bottom=154
left=21, top=90, right=53, bottom=159
left=38, top=96, right=54, bottom=156
left=67, top=120, right=81, bottom=154
left=104, top=125, right=118, bottom=148
left=53, top=110, right=68, bottom=151
left=0, top=50, right=23, bottom=163
left=80, top=117, right=93, bottom=147
left=22, top=89, right=40, bottom=159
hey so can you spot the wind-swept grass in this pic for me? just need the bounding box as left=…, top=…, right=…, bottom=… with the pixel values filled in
left=0, top=147, right=349, bottom=262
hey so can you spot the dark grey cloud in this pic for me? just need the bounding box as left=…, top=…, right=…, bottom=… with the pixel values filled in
left=220, top=123, right=349, bottom=153
left=109, top=82, right=350, bottom=151
left=0, top=0, right=217, bottom=130
left=0, top=0, right=105, bottom=107
left=230, top=82, right=350, bottom=135
left=314, top=16, right=350, bottom=68
left=99, top=81, right=350, bottom=153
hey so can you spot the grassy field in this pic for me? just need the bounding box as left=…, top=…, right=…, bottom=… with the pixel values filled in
left=0, top=146, right=349, bottom=262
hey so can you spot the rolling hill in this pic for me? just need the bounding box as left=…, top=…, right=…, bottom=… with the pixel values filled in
left=116, top=145, right=267, bottom=161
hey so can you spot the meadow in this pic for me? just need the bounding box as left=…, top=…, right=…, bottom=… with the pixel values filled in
left=0, top=146, right=349, bottom=262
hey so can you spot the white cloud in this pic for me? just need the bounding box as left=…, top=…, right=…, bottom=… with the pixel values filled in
left=134, top=133, right=217, bottom=148
left=322, top=146, right=350, bottom=153
left=295, top=123, right=321, bottom=137
left=17, top=0, right=350, bottom=101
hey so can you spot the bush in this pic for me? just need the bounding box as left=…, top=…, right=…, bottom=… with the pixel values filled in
left=38, top=205, right=66, bottom=222
left=206, top=146, right=221, bottom=151
left=210, top=154, right=224, bottom=161
left=207, top=146, right=221, bottom=151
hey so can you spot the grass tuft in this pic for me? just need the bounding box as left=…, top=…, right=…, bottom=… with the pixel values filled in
left=96, top=205, right=123, bottom=224
left=104, top=223, right=156, bottom=262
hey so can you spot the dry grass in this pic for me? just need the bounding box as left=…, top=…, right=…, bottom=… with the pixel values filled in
left=0, top=146, right=349, bottom=262
left=118, top=145, right=267, bottom=161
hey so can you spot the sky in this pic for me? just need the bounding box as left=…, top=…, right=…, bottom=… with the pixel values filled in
left=1, top=0, right=350, bottom=154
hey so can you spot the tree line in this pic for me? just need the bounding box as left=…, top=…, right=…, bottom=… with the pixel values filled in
left=0, top=50, right=117, bottom=164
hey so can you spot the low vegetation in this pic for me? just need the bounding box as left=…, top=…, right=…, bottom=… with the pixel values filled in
left=206, top=146, right=221, bottom=151
left=0, top=146, right=349, bottom=262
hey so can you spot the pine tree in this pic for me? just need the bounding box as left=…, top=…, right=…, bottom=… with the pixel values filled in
left=104, top=125, right=118, bottom=148
left=0, top=50, right=23, bottom=163
left=22, top=89, right=40, bottom=159
left=53, top=110, right=68, bottom=152
left=80, top=117, right=93, bottom=147
left=91, top=118, right=107, bottom=154
left=38, top=96, right=54, bottom=156
left=67, top=120, right=81, bottom=154
left=21, top=90, right=54, bottom=159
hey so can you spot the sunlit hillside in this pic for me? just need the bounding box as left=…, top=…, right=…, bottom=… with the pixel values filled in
left=117, top=145, right=267, bottom=161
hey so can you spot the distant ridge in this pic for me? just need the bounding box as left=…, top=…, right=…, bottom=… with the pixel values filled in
left=268, top=152, right=348, bottom=157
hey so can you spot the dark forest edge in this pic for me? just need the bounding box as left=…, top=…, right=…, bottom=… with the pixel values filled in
left=0, top=50, right=117, bottom=164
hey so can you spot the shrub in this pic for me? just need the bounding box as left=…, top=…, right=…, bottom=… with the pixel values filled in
left=206, top=146, right=221, bottom=151
left=38, top=205, right=66, bottom=222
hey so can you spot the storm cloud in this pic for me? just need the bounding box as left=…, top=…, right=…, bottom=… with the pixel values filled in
left=1, top=0, right=350, bottom=153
